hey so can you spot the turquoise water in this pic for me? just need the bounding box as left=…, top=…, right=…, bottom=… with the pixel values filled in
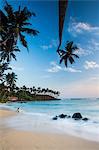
left=0, top=98, right=99, bottom=141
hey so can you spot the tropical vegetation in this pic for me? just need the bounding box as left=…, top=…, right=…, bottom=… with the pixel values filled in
left=58, top=41, right=79, bottom=67
left=0, top=83, right=60, bottom=102
left=0, top=2, right=60, bottom=102
left=0, top=0, right=78, bottom=102
left=0, top=1, right=39, bottom=102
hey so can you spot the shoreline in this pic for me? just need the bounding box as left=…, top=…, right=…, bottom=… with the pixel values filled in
left=0, top=109, right=99, bottom=150
left=1, top=129, right=99, bottom=150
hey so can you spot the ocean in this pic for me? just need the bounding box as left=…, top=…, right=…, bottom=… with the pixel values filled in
left=0, top=98, right=99, bottom=142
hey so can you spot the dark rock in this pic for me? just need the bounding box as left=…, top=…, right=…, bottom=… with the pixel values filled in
left=72, top=112, right=82, bottom=120
left=52, top=116, right=58, bottom=120
left=59, top=114, right=67, bottom=119
left=67, top=115, right=71, bottom=118
left=82, top=118, right=89, bottom=121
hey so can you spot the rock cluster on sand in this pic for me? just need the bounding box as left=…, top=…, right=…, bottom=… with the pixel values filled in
left=52, top=112, right=89, bottom=121
left=72, top=112, right=82, bottom=120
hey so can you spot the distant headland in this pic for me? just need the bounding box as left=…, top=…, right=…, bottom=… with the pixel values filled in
left=0, top=84, right=60, bottom=103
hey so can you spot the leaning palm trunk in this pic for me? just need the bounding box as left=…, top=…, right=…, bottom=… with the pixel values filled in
left=57, top=0, right=68, bottom=54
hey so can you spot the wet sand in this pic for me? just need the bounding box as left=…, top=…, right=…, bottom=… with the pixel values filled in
left=0, top=109, right=99, bottom=150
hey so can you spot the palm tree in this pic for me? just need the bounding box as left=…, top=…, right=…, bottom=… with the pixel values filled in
left=0, top=10, right=9, bottom=46
left=32, top=86, right=36, bottom=94
left=30, top=87, right=33, bottom=93
left=0, top=62, right=11, bottom=82
left=3, top=2, right=39, bottom=49
left=58, top=41, right=79, bottom=67
left=0, top=1, right=39, bottom=63
left=56, top=91, right=60, bottom=97
left=46, top=88, right=49, bottom=95
left=0, top=39, right=20, bottom=62
left=5, top=72, right=17, bottom=91
left=15, top=86, right=19, bottom=92
left=0, top=82, right=10, bottom=102
left=37, top=87, right=41, bottom=94
left=54, top=91, right=60, bottom=98
left=57, top=1, right=80, bottom=68
left=41, top=88, right=45, bottom=95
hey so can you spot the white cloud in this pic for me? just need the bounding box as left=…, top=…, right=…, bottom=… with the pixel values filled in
left=75, top=46, right=92, bottom=56
left=88, top=39, right=99, bottom=52
left=50, top=39, right=58, bottom=47
left=41, top=45, right=52, bottom=50
left=84, top=61, right=99, bottom=69
left=10, top=65, right=24, bottom=71
left=47, top=61, right=81, bottom=73
left=64, top=67, right=82, bottom=73
left=68, top=18, right=99, bottom=36
left=47, top=62, right=62, bottom=73
left=76, top=38, right=99, bottom=57
left=41, top=39, right=58, bottom=50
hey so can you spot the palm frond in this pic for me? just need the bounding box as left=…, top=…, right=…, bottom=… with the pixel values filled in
left=21, top=28, right=39, bottom=35
left=72, top=45, right=79, bottom=50
left=72, top=54, right=79, bottom=58
left=20, top=7, right=33, bottom=21
left=0, top=10, right=8, bottom=26
left=21, top=22, right=32, bottom=26
left=11, top=53, right=17, bottom=61
left=14, top=48, right=20, bottom=52
left=19, top=33, right=28, bottom=50
left=65, top=41, right=73, bottom=51
left=60, top=57, right=64, bottom=64
left=6, top=56, right=10, bottom=62
left=64, top=58, right=68, bottom=67
left=69, top=56, right=75, bottom=64
left=4, top=1, right=15, bottom=21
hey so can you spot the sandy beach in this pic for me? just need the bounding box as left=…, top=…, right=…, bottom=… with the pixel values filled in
left=0, top=109, right=99, bottom=150
left=0, top=109, right=17, bottom=117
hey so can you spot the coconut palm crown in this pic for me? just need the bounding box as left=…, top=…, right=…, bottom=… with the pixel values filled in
left=5, top=72, right=17, bottom=91
left=0, top=1, right=39, bottom=62
left=0, top=62, right=11, bottom=82
left=58, top=41, right=79, bottom=67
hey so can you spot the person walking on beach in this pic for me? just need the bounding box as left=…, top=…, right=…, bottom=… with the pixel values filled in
left=16, top=107, right=20, bottom=112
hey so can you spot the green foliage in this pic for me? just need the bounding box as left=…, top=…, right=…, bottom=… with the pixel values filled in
left=0, top=62, right=11, bottom=82
left=0, top=84, right=60, bottom=103
left=0, top=1, right=39, bottom=62
left=0, top=1, right=60, bottom=103
left=0, top=1, right=39, bottom=103
left=0, top=85, right=9, bottom=103
left=5, top=72, right=17, bottom=91
left=0, top=94, right=8, bottom=103
left=57, top=41, right=79, bottom=67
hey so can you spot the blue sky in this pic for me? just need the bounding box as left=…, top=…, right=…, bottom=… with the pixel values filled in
left=0, top=0, right=99, bottom=98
